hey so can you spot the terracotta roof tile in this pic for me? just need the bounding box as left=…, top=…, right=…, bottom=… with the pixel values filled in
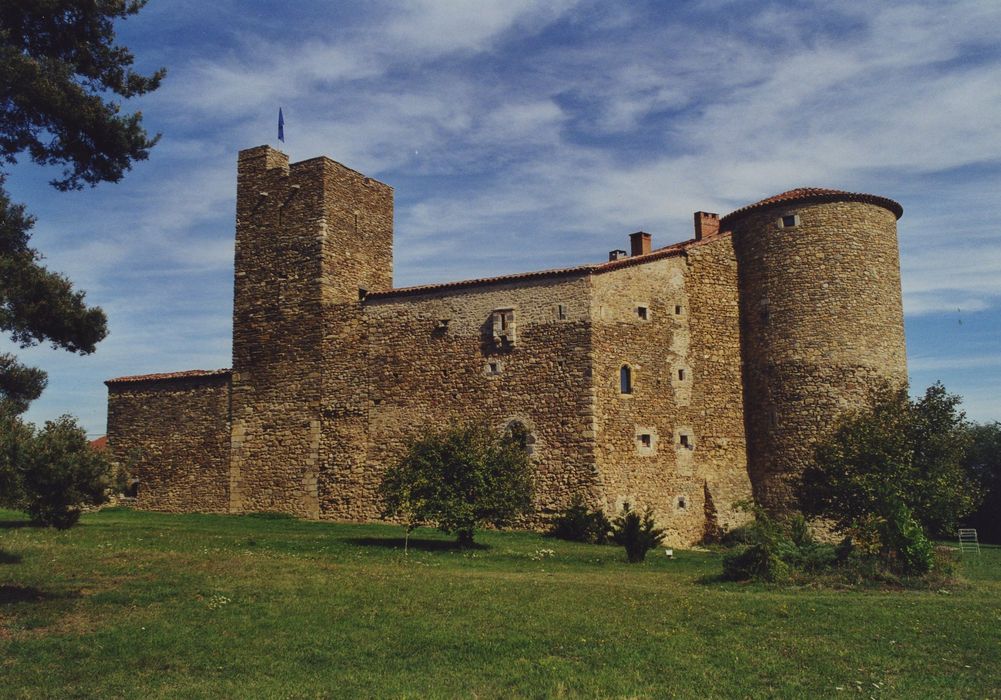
left=364, top=265, right=593, bottom=299
left=364, top=236, right=713, bottom=300
left=105, top=368, right=231, bottom=385
left=721, top=187, right=902, bottom=224
left=89, top=435, right=108, bottom=451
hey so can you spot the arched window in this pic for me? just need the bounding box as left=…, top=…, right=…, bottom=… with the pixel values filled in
left=620, top=365, right=633, bottom=394
left=504, top=420, right=535, bottom=456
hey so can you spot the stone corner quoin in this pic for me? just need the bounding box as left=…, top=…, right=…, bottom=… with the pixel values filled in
left=104, top=145, right=907, bottom=547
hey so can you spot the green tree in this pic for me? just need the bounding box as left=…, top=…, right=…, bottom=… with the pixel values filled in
left=801, top=382, right=976, bottom=573
left=380, top=423, right=534, bottom=547
left=18, top=415, right=113, bottom=528
left=0, top=411, right=112, bottom=527
left=0, top=0, right=164, bottom=411
left=963, top=422, right=1001, bottom=543
left=0, top=403, right=32, bottom=507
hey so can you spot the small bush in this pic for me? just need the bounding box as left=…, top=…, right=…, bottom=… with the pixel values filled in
left=547, top=495, right=611, bottom=544
left=878, top=501, right=933, bottom=575
left=610, top=504, right=665, bottom=563
left=19, top=416, right=113, bottom=528
left=719, top=524, right=756, bottom=548
left=722, top=543, right=788, bottom=582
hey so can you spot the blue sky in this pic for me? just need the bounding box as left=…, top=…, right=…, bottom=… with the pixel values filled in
left=4, top=0, right=1001, bottom=436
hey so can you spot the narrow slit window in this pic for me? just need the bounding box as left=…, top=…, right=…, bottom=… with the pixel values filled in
left=620, top=365, right=633, bottom=394
left=675, top=305, right=683, bottom=315
left=557, top=304, right=567, bottom=320
left=679, top=434, right=690, bottom=448
left=678, top=369, right=685, bottom=381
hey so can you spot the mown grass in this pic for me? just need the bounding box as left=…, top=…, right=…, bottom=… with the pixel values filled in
left=1, top=508, right=999, bottom=699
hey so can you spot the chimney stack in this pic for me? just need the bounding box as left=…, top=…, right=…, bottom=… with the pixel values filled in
left=608, top=249, right=628, bottom=261
left=629, top=231, right=652, bottom=257
left=694, top=212, right=720, bottom=241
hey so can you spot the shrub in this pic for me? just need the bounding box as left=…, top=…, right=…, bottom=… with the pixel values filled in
left=722, top=543, right=789, bottom=582
left=802, top=381, right=977, bottom=570
left=19, top=416, right=113, bottom=528
left=379, top=422, right=534, bottom=547
left=963, top=421, right=1001, bottom=543
left=718, top=524, right=756, bottom=547
left=876, top=501, right=933, bottom=575
left=547, top=495, right=611, bottom=544
left=610, top=504, right=665, bottom=563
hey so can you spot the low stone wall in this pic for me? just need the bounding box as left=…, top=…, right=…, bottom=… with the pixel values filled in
left=106, top=373, right=232, bottom=512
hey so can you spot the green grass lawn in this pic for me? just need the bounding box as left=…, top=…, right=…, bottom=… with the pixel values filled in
left=1, top=509, right=999, bottom=699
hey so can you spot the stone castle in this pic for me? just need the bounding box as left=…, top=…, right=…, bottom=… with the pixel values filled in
left=105, top=145, right=907, bottom=544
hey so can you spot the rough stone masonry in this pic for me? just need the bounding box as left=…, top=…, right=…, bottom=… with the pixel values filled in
left=105, top=146, right=907, bottom=546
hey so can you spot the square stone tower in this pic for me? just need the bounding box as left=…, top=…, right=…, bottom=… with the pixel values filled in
left=229, top=146, right=393, bottom=517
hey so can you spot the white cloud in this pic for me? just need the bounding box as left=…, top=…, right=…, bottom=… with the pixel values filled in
left=14, top=0, right=1001, bottom=432
left=909, top=353, right=1001, bottom=372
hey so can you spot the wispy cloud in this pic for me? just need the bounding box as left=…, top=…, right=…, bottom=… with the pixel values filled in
left=10, top=0, right=1001, bottom=432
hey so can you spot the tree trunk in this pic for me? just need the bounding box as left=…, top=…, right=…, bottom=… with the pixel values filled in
left=456, top=528, right=475, bottom=548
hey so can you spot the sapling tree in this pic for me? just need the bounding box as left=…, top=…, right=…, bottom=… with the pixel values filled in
left=380, top=422, right=534, bottom=547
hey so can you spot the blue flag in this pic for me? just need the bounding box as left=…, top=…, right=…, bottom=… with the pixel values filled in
left=278, top=107, right=285, bottom=143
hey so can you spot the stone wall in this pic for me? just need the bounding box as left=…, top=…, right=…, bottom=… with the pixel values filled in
left=230, top=146, right=393, bottom=518
left=354, top=274, right=598, bottom=524
left=683, top=235, right=754, bottom=535
left=106, top=373, right=231, bottom=512
left=730, top=200, right=907, bottom=510
left=590, top=235, right=752, bottom=544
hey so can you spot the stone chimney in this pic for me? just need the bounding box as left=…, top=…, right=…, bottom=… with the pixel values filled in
left=608, top=249, right=628, bottom=261
left=694, top=212, right=720, bottom=241
left=629, top=231, right=652, bottom=257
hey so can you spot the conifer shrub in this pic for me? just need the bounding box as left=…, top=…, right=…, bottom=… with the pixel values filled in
left=610, top=504, right=665, bottom=563
left=547, top=495, right=611, bottom=544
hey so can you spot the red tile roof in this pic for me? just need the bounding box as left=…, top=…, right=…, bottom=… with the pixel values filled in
left=720, top=187, right=902, bottom=225
left=364, top=236, right=709, bottom=300
left=105, top=369, right=231, bottom=385
left=90, top=435, right=108, bottom=451
left=367, top=186, right=902, bottom=300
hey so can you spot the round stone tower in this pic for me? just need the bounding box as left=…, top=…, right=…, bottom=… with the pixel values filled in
left=723, top=188, right=907, bottom=511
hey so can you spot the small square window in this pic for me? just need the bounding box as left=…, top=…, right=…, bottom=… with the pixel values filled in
left=779, top=214, right=800, bottom=228
left=637, top=306, right=648, bottom=320
left=640, top=434, right=651, bottom=448
left=680, top=434, right=690, bottom=448
left=674, top=305, right=683, bottom=315
left=489, top=362, right=499, bottom=374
